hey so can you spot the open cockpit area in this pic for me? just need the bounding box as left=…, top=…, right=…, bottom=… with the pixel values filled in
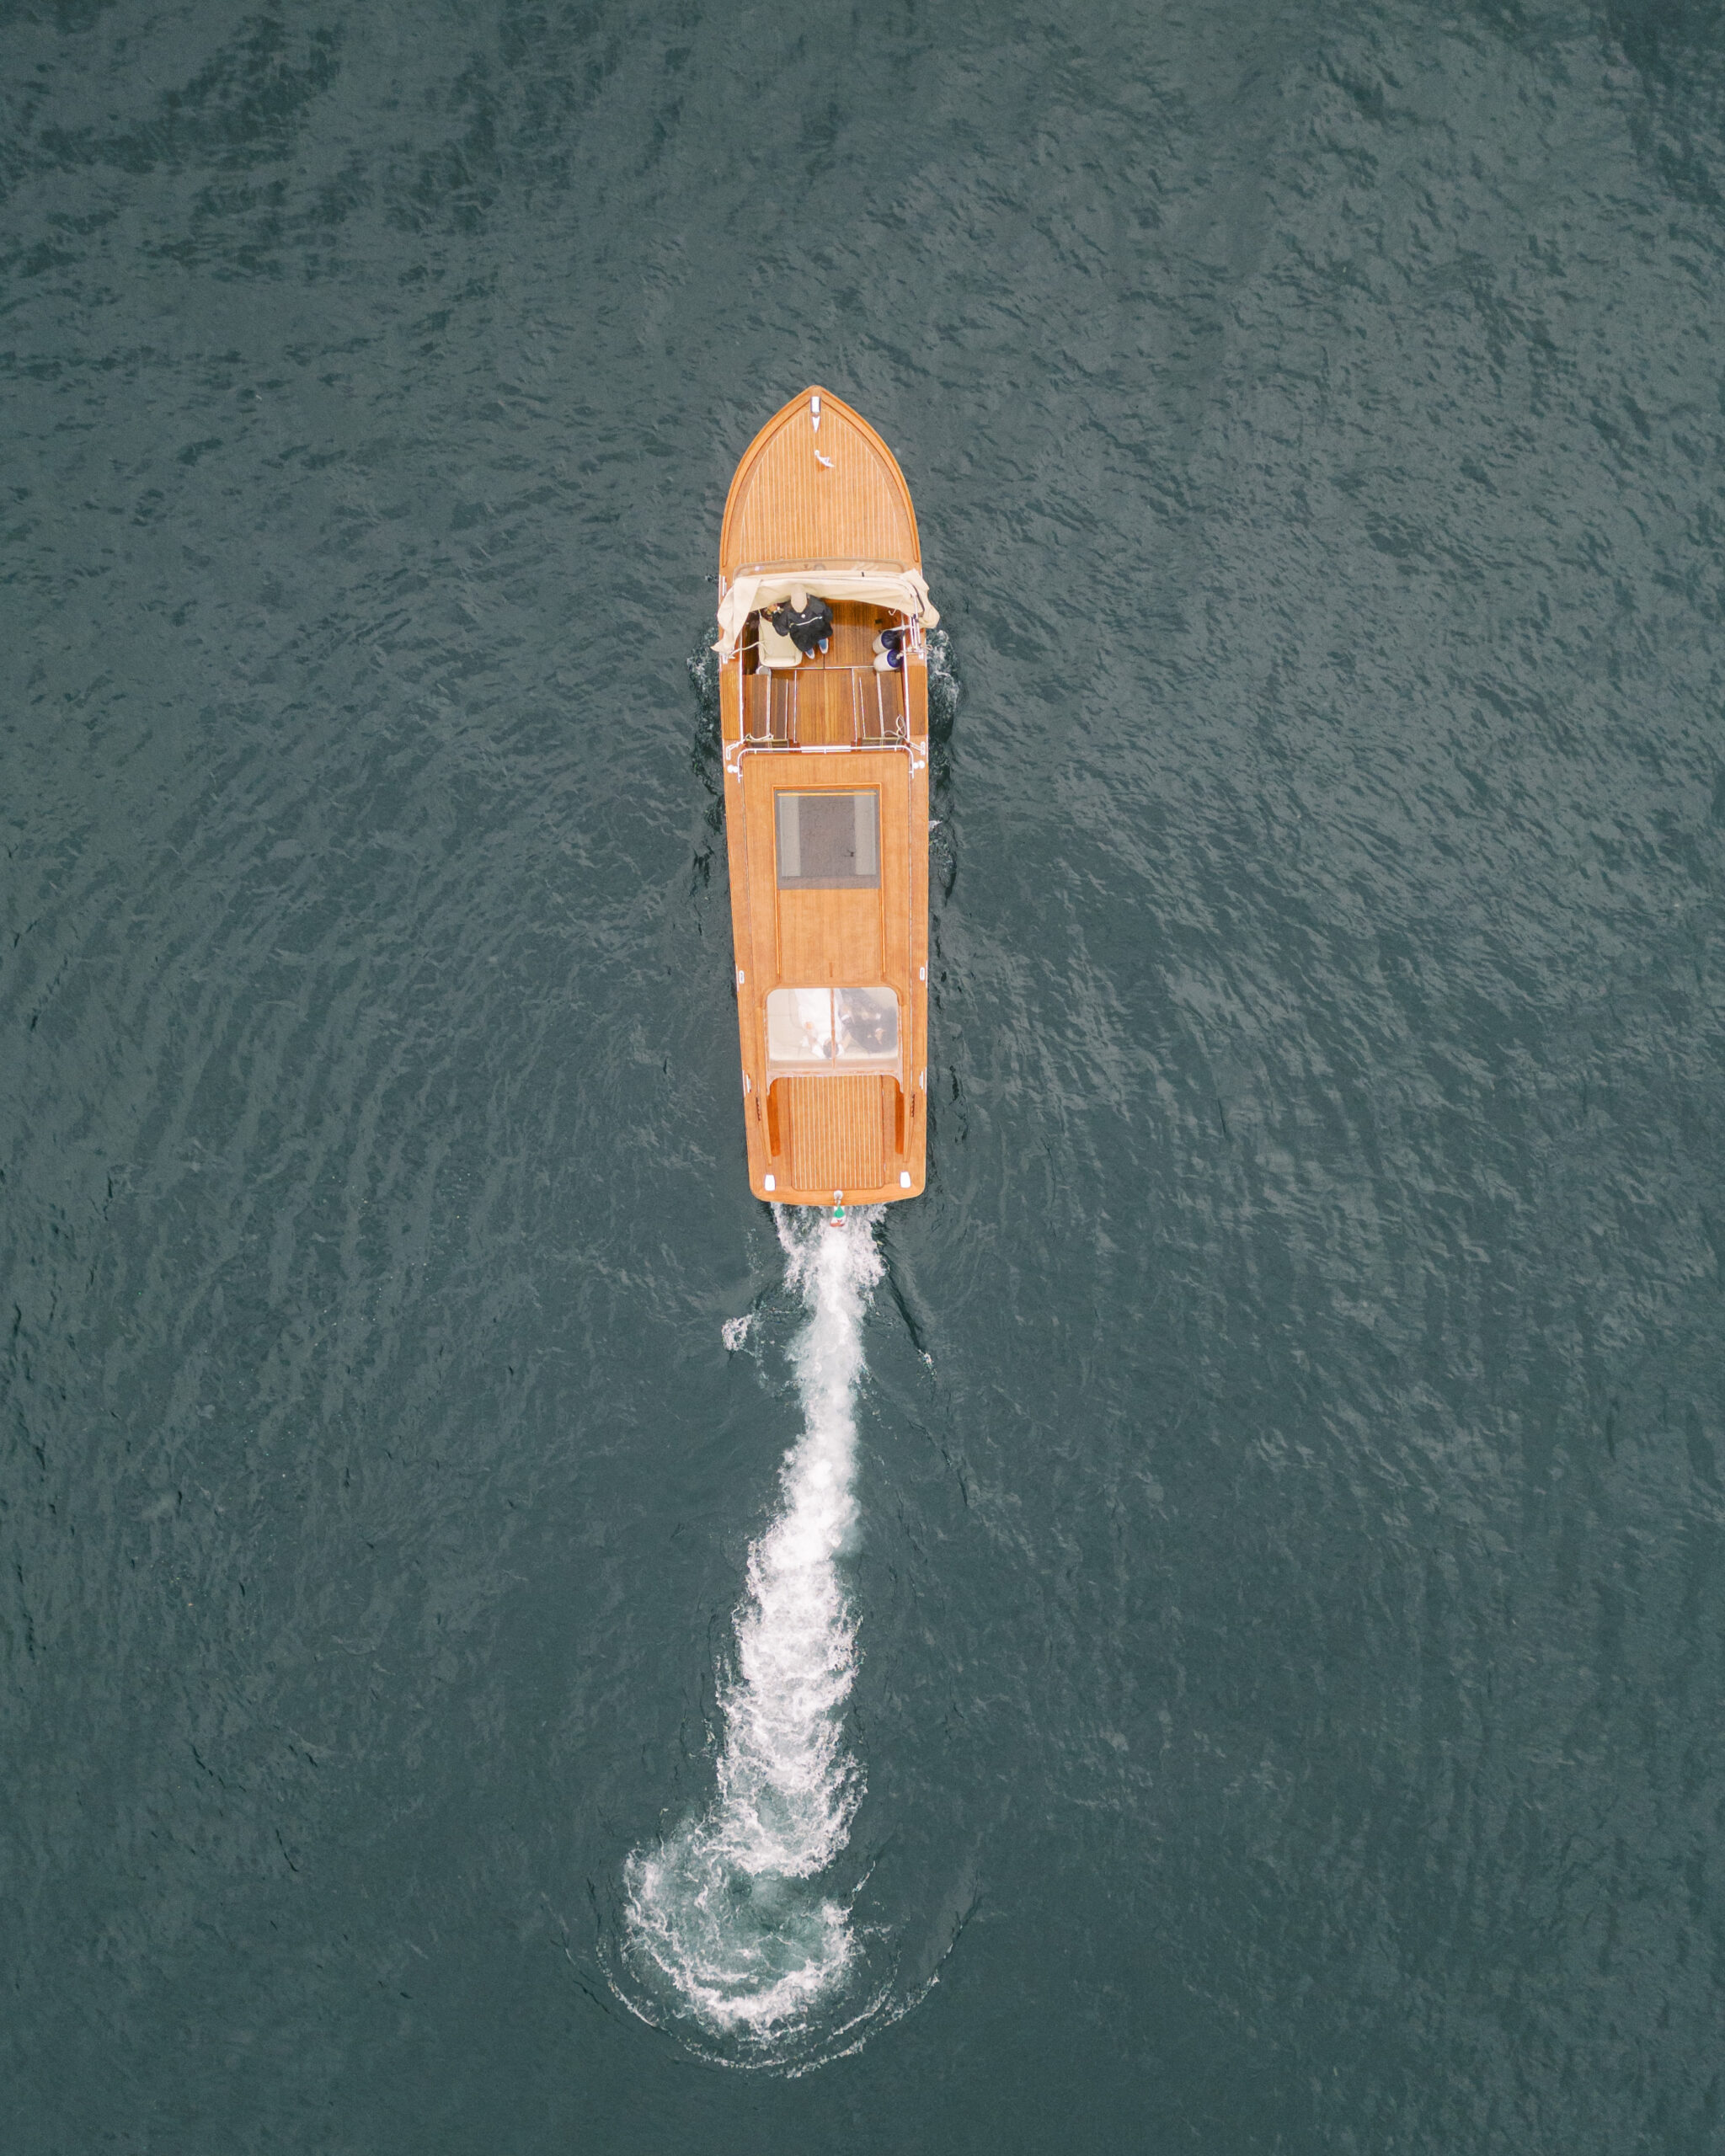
left=740, top=600, right=910, bottom=747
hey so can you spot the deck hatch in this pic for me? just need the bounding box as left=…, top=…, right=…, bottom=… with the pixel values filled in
left=782, top=1075, right=889, bottom=1193
left=775, top=789, right=879, bottom=889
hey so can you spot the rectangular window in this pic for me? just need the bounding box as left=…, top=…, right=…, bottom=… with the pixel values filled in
left=834, top=987, right=899, bottom=1063
left=766, top=988, right=900, bottom=1070
left=766, top=987, right=835, bottom=1065
left=775, top=791, right=880, bottom=890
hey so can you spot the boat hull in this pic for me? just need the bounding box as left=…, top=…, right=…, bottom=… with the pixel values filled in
left=717, top=390, right=932, bottom=1208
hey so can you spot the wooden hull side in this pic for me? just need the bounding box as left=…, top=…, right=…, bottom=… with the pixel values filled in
left=718, top=389, right=932, bottom=1209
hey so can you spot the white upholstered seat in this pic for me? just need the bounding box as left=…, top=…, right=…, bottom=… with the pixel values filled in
left=756, top=616, right=803, bottom=669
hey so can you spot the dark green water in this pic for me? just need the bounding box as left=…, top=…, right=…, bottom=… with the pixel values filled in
left=5, top=0, right=1724, bottom=2145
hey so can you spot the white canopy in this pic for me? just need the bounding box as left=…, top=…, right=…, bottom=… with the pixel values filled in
left=713, top=566, right=938, bottom=659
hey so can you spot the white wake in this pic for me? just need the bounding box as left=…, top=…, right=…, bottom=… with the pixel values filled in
left=622, top=1208, right=884, bottom=2051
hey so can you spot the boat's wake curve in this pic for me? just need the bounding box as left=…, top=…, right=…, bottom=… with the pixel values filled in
left=618, top=1208, right=889, bottom=2067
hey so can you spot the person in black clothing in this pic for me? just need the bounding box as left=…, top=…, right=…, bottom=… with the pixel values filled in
left=767, top=586, right=833, bottom=655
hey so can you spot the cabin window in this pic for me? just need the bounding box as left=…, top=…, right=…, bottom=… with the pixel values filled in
left=766, top=988, right=834, bottom=1065
left=834, top=986, right=899, bottom=1061
left=775, top=790, right=879, bottom=890
left=766, top=987, right=900, bottom=1070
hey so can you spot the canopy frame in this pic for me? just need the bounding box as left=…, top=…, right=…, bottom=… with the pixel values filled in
left=714, top=563, right=938, bottom=660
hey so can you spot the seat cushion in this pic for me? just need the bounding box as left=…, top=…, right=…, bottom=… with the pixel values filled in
left=756, top=616, right=803, bottom=669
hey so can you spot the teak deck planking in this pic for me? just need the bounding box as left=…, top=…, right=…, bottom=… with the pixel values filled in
left=718, top=387, right=931, bottom=1209
left=719, top=396, right=920, bottom=576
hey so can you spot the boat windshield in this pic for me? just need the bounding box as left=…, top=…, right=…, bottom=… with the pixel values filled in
left=766, top=986, right=900, bottom=1070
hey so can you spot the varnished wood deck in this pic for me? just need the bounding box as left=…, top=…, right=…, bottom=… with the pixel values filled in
left=782, top=1075, right=889, bottom=1194
left=720, top=391, right=921, bottom=576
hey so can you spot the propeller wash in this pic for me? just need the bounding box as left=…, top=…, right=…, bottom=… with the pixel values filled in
left=621, top=1209, right=886, bottom=2058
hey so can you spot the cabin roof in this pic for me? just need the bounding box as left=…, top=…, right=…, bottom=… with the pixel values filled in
left=719, top=388, right=921, bottom=579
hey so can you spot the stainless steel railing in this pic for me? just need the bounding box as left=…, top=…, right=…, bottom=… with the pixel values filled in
left=741, top=664, right=907, bottom=748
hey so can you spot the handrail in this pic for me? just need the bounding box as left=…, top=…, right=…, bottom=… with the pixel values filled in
left=740, top=658, right=908, bottom=752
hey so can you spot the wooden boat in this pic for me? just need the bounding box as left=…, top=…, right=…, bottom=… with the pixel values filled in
left=715, top=388, right=937, bottom=1214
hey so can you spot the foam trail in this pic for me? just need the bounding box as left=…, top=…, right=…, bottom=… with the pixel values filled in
left=622, top=1209, right=884, bottom=2051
